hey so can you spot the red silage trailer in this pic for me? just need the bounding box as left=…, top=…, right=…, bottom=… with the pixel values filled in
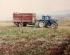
left=13, top=12, right=36, bottom=26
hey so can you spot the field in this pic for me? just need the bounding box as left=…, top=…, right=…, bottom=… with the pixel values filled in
left=0, top=18, right=70, bottom=55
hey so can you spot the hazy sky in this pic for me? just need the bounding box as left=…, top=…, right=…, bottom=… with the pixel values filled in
left=0, top=0, right=70, bottom=21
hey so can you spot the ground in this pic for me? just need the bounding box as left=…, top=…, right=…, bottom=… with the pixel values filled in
left=0, top=18, right=70, bottom=55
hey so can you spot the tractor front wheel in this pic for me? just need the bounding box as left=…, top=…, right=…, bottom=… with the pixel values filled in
left=38, top=20, right=46, bottom=28
left=51, top=23, right=58, bottom=29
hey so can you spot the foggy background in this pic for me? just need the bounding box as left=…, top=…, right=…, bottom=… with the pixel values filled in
left=0, top=0, right=70, bottom=21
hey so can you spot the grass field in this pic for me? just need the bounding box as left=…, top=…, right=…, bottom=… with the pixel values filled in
left=0, top=18, right=70, bottom=55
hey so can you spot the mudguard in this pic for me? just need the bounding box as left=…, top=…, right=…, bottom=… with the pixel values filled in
left=50, top=20, right=57, bottom=23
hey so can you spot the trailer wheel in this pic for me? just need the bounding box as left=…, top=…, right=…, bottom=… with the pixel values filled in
left=19, top=22, right=23, bottom=27
left=38, top=20, right=46, bottom=28
left=14, top=22, right=19, bottom=27
left=23, top=22, right=27, bottom=26
left=51, top=23, right=58, bottom=29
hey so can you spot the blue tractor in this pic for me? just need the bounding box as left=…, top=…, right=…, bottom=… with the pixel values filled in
left=38, top=15, right=58, bottom=29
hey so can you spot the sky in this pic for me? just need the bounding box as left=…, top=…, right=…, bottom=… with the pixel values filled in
left=0, top=0, right=70, bottom=21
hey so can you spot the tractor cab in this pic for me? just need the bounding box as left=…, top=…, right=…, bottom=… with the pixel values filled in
left=42, top=15, right=51, bottom=20
left=42, top=15, right=51, bottom=25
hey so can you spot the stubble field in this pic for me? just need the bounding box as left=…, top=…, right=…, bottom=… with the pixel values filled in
left=0, top=18, right=70, bottom=55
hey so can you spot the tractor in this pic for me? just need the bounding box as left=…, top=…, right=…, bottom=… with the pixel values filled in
left=38, top=15, right=58, bottom=29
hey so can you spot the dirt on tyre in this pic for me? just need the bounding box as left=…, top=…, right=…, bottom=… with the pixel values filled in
left=38, top=20, right=46, bottom=28
left=51, top=23, right=58, bottom=29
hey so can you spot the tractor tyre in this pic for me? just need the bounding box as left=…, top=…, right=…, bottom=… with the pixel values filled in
left=51, top=23, right=58, bottom=29
left=38, top=20, right=46, bottom=28
left=23, top=22, right=27, bottom=26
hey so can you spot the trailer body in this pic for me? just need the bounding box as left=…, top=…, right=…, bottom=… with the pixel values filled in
left=13, top=12, right=36, bottom=26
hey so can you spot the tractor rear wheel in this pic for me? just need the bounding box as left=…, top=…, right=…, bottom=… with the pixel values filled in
left=38, top=20, right=46, bottom=28
left=51, top=23, right=58, bottom=29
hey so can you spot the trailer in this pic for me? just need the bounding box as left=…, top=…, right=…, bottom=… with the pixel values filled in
left=13, top=12, right=36, bottom=27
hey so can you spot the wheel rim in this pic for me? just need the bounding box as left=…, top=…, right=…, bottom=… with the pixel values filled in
left=39, top=22, right=45, bottom=28
left=19, top=23, right=22, bottom=27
